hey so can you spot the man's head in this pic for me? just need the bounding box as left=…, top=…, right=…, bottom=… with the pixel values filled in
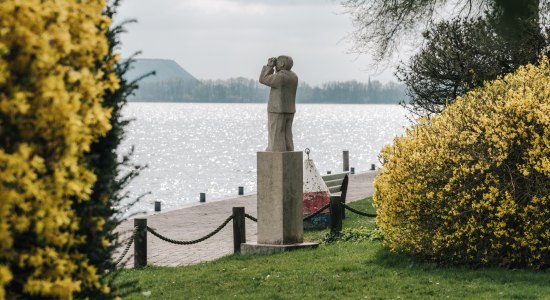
left=275, top=55, right=293, bottom=72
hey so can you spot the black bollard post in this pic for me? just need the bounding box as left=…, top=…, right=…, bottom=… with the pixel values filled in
left=200, top=193, right=206, bottom=203
left=154, top=201, right=161, bottom=212
left=238, top=186, right=244, bottom=195
left=134, top=218, right=147, bottom=268
left=370, top=164, right=376, bottom=171
left=329, top=196, right=343, bottom=234
left=341, top=175, right=349, bottom=220
left=350, top=167, right=355, bottom=175
left=343, top=150, right=349, bottom=172
left=232, top=207, right=246, bottom=253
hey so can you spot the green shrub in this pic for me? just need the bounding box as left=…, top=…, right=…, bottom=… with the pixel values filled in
left=74, top=1, right=144, bottom=298
left=374, top=57, right=550, bottom=269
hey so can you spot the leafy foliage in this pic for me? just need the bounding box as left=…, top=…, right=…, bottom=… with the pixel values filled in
left=342, top=0, right=546, bottom=62
left=75, top=0, right=144, bottom=298
left=375, top=57, right=550, bottom=269
left=0, top=0, right=118, bottom=298
left=396, top=17, right=547, bottom=116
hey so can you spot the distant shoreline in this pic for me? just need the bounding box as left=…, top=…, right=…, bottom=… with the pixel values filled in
left=127, top=59, right=409, bottom=104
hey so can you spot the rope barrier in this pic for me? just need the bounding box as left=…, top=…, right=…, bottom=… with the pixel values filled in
left=244, top=213, right=257, bottom=222
left=146, top=215, right=234, bottom=245
left=241, top=203, right=373, bottom=223
left=123, top=203, right=372, bottom=255
left=303, top=203, right=330, bottom=221
left=342, top=203, right=377, bottom=217
left=114, top=226, right=138, bottom=265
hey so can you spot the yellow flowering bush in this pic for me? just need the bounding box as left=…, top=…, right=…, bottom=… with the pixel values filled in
left=0, top=0, right=118, bottom=298
left=375, top=57, right=550, bottom=268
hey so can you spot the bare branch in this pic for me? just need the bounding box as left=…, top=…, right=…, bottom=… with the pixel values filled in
left=341, top=0, right=493, bottom=62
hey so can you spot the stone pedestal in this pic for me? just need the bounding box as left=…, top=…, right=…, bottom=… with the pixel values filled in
left=243, top=151, right=318, bottom=255
left=257, top=151, right=303, bottom=244
left=241, top=242, right=318, bottom=254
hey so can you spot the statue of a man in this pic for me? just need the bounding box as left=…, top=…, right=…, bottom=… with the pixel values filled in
left=259, top=55, right=299, bottom=152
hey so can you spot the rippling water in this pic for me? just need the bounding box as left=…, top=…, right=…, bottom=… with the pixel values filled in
left=119, top=103, right=410, bottom=216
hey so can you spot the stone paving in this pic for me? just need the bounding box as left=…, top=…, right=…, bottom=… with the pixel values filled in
left=115, top=171, right=377, bottom=267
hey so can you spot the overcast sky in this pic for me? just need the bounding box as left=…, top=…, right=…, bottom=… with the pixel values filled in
left=115, top=0, right=399, bottom=85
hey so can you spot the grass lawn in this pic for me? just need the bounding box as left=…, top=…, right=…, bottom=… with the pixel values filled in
left=113, top=198, right=549, bottom=299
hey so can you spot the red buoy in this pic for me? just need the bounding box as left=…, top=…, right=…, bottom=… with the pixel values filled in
left=303, top=150, right=330, bottom=229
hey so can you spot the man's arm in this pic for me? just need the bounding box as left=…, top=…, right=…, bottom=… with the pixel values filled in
left=259, top=66, right=282, bottom=88
left=259, top=57, right=283, bottom=88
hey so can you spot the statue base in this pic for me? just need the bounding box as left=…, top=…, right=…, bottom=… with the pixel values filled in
left=241, top=242, right=318, bottom=255
left=257, top=151, right=303, bottom=244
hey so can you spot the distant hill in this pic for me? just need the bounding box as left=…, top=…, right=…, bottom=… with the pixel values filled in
left=124, top=58, right=407, bottom=104
left=125, top=58, right=199, bottom=84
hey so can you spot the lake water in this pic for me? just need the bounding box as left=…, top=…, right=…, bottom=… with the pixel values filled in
left=119, top=103, right=410, bottom=216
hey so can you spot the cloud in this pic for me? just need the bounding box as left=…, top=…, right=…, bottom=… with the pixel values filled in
left=225, top=0, right=337, bottom=6
left=115, top=0, right=396, bottom=85
left=178, top=0, right=269, bottom=15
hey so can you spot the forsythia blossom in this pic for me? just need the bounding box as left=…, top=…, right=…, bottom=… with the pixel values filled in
left=0, top=0, right=118, bottom=298
left=374, top=57, right=550, bottom=268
